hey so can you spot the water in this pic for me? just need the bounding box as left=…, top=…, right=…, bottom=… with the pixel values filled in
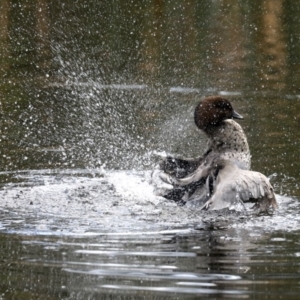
left=1, top=0, right=300, bottom=299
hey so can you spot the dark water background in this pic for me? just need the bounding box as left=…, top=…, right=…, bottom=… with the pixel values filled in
left=1, top=0, right=300, bottom=299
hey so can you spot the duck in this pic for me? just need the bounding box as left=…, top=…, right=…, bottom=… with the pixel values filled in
left=152, top=96, right=277, bottom=212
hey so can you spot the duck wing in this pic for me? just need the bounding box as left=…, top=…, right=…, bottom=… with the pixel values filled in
left=159, top=149, right=212, bottom=178
left=236, top=171, right=277, bottom=211
left=152, top=150, right=213, bottom=201
left=201, top=161, right=277, bottom=211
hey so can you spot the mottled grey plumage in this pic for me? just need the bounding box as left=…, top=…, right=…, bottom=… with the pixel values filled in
left=207, top=119, right=250, bottom=170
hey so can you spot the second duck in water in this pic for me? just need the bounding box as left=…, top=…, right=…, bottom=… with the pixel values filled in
left=153, top=96, right=277, bottom=212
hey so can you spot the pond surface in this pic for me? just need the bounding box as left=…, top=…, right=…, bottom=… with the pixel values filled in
left=1, top=0, right=300, bottom=299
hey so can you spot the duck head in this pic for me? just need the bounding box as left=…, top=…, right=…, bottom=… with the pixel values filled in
left=194, top=96, right=243, bottom=133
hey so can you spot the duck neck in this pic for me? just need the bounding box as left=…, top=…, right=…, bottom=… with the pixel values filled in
left=206, top=120, right=249, bottom=152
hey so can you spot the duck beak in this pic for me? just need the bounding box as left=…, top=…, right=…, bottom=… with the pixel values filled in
left=232, top=110, right=243, bottom=119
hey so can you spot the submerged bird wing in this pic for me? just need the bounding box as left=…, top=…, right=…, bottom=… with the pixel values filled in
left=184, top=177, right=211, bottom=208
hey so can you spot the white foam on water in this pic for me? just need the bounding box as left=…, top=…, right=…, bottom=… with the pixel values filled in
left=0, top=169, right=299, bottom=236
left=106, top=170, right=160, bottom=205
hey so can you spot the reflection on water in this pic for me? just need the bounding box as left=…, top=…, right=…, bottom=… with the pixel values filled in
left=1, top=168, right=300, bottom=298
left=1, top=0, right=300, bottom=298
left=1, top=228, right=300, bottom=299
left=259, top=0, right=287, bottom=89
